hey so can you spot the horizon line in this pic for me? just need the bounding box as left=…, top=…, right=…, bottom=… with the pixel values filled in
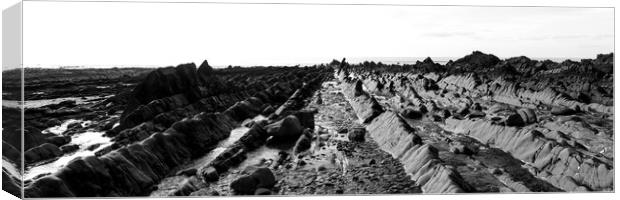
left=5, top=54, right=613, bottom=71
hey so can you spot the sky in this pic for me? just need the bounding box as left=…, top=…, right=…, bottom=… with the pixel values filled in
left=21, top=1, right=614, bottom=68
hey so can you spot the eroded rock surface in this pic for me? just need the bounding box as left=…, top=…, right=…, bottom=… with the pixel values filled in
left=14, top=52, right=614, bottom=197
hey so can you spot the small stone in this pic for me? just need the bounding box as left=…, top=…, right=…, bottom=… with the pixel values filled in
left=489, top=168, right=503, bottom=175
left=201, top=166, right=219, bottom=182
left=348, top=127, right=366, bottom=142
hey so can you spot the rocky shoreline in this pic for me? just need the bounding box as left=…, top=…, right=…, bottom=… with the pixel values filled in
left=2, top=51, right=613, bottom=197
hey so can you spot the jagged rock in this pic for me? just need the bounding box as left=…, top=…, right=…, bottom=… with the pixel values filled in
left=453, top=51, right=501, bottom=69
left=119, top=63, right=202, bottom=129
left=25, top=112, right=237, bottom=197
left=444, top=118, right=613, bottom=191
left=25, top=143, right=62, bottom=164
left=366, top=111, right=473, bottom=193
left=348, top=127, right=366, bottom=142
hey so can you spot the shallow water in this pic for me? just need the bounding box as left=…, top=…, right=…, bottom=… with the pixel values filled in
left=24, top=129, right=112, bottom=180
left=42, top=119, right=85, bottom=135
left=2, top=95, right=112, bottom=109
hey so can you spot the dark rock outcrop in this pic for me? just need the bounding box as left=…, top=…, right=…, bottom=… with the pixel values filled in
left=24, top=143, right=62, bottom=164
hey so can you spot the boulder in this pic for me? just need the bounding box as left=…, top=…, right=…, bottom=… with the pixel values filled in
left=517, top=108, right=537, bottom=124
left=348, top=127, right=366, bottom=142
left=505, top=114, right=525, bottom=127
left=250, top=168, right=276, bottom=189
left=230, top=176, right=258, bottom=195
left=201, top=166, right=219, bottom=182
left=265, top=115, right=303, bottom=139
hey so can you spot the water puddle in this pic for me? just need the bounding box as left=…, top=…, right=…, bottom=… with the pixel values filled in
left=24, top=129, right=112, bottom=180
